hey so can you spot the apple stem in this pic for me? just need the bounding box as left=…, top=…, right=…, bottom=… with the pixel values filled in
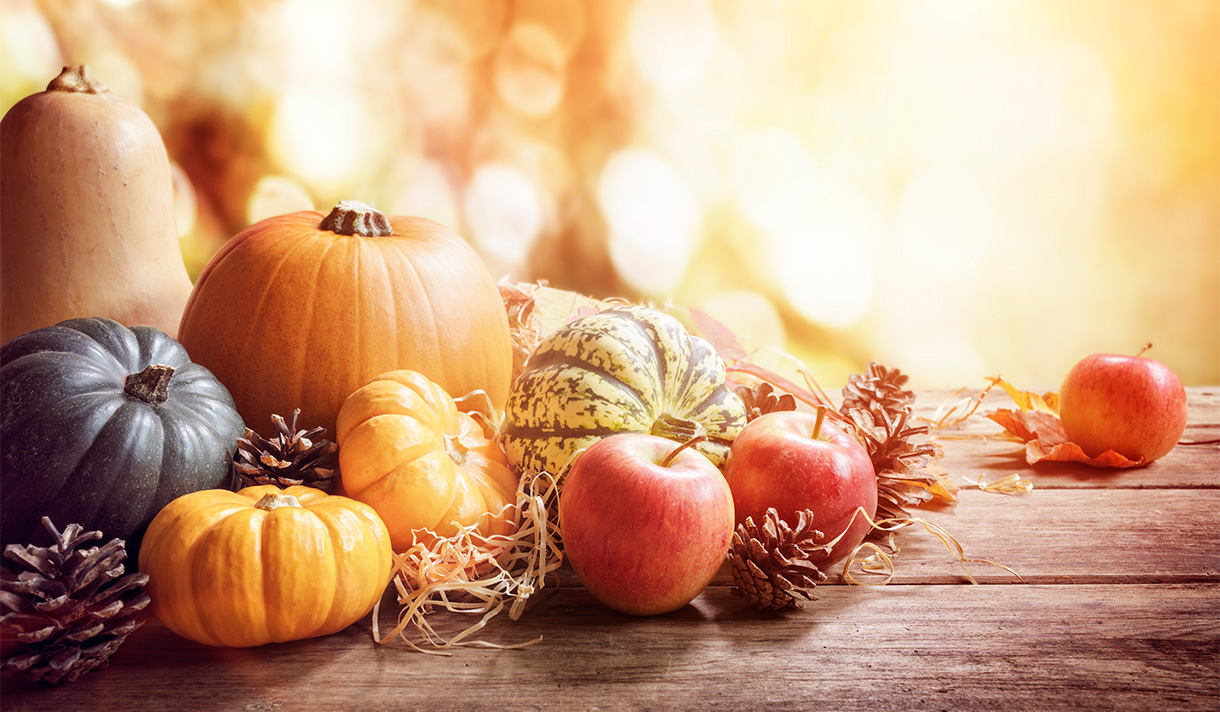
left=812, top=405, right=827, bottom=440
left=660, top=434, right=707, bottom=468
left=1136, top=342, right=1152, bottom=358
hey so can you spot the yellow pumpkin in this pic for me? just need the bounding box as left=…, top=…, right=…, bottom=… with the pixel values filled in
left=138, top=485, right=392, bottom=648
left=336, top=370, right=519, bottom=550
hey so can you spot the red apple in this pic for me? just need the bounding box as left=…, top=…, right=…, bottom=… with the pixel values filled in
left=1059, top=352, right=1188, bottom=463
left=559, top=433, right=735, bottom=616
left=724, top=409, right=877, bottom=564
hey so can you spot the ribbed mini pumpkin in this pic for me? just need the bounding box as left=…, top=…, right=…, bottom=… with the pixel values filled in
left=176, top=200, right=513, bottom=437
left=138, top=485, right=392, bottom=648
left=502, top=305, right=747, bottom=477
left=336, top=370, right=519, bottom=550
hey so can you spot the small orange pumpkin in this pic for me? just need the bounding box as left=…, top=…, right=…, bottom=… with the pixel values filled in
left=138, top=485, right=392, bottom=648
left=177, top=200, right=513, bottom=436
left=336, top=370, right=519, bottom=550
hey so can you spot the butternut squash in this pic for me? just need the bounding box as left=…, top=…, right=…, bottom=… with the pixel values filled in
left=0, top=65, right=193, bottom=343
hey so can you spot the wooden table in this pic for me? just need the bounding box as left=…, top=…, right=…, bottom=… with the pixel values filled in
left=4, top=388, right=1218, bottom=711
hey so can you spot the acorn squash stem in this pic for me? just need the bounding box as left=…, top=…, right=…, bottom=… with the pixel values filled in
left=319, top=200, right=394, bottom=237
left=123, top=364, right=175, bottom=404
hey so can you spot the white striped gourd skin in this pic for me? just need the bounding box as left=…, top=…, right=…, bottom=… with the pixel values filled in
left=502, top=305, right=746, bottom=476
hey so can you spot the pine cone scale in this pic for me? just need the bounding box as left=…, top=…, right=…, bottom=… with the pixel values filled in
left=233, top=409, right=338, bottom=492
left=728, top=508, right=830, bottom=611
left=1, top=518, right=150, bottom=685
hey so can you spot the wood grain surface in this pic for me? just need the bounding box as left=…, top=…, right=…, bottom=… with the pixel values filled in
left=3, top=388, right=1217, bottom=711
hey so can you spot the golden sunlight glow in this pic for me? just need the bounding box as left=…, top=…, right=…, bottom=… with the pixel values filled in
left=493, top=22, right=566, bottom=118
left=464, top=164, right=545, bottom=275
left=599, top=148, right=701, bottom=296
left=0, top=4, right=60, bottom=90
left=268, top=85, right=371, bottom=197
left=895, top=169, right=995, bottom=276
left=391, top=160, right=460, bottom=231
left=773, top=217, right=875, bottom=330
left=627, top=0, right=718, bottom=90
left=247, top=175, right=314, bottom=225
left=13, top=0, right=1213, bottom=388
left=731, top=129, right=817, bottom=232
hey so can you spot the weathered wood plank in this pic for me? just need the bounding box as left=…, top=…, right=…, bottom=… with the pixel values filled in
left=834, top=489, right=1220, bottom=585
left=4, top=584, right=1215, bottom=711
left=562, top=488, right=1218, bottom=588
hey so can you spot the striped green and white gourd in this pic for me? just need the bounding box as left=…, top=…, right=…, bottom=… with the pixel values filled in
left=502, top=305, right=746, bottom=477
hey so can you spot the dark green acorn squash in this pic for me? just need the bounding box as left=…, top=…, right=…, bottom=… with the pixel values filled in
left=1, top=318, right=245, bottom=549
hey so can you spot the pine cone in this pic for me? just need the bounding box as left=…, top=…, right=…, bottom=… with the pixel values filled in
left=846, top=406, right=941, bottom=520
left=735, top=382, right=798, bottom=422
left=1, top=518, right=150, bottom=685
left=233, top=409, right=338, bottom=492
left=841, top=362, right=914, bottom=420
left=728, top=508, right=829, bottom=611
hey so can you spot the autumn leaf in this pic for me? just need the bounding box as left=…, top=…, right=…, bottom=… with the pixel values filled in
left=984, top=376, right=1144, bottom=468
left=499, top=281, right=624, bottom=382
left=688, top=306, right=750, bottom=363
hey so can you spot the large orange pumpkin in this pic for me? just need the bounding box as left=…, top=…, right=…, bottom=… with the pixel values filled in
left=177, top=201, right=512, bottom=436
left=336, top=370, right=519, bottom=550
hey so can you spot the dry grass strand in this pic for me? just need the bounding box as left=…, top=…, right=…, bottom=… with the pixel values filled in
left=372, top=471, right=563, bottom=654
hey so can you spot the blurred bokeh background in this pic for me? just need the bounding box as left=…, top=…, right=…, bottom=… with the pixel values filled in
left=3, top=0, right=1217, bottom=390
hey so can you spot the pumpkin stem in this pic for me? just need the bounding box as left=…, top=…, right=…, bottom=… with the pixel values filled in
left=660, top=434, right=708, bottom=468
left=47, top=65, right=109, bottom=94
left=123, top=364, right=175, bottom=404
left=650, top=414, right=707, bottom=445
left=319, top=200, right=394, bottom=237
left=444, top=435, right=468, bottom=465
left=254, top=493, right=303, bottom=510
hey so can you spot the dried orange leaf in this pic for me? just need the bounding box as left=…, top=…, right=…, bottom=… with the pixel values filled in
left=990, top=376, right=1059, bottom=416
left=985, top=408, right=1060, bottom=443
left=500, top=281, right=628, bottom=382
left=688, top=306, right=750, bottom=363
left=983, top=377, right=1144, bottom=469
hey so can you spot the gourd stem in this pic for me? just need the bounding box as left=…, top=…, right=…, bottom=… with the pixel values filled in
left=650, top=414, right=707, bottom=444
left=254, top=493, right=303, bottom=510
left=660, top=434, right=707, bottom=468
left=47, top=65, right=108, bottom=94
left=123, top=364, right=175, bottom=404
left=319, top=200, right=394, bottom=237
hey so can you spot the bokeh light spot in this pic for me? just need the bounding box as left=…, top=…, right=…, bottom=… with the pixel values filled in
left=463, top=163, right=545, bottom=274
left=493, top=22, right=566, bottom=118
left=895, top=169, right=995, bottom=275
left=627, top=0, right=718, bottom=90
left=599, top=149, right=701, bottom=296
